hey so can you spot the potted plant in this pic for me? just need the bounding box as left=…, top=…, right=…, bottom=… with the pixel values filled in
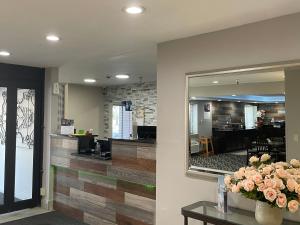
left=224, top=154, right=300, bottom=225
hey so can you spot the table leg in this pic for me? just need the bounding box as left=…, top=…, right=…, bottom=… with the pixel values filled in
left=184, top=216, right=188, bottom=225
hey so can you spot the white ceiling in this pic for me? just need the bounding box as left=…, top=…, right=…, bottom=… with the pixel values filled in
left=0, top=0, right=300, bottom=86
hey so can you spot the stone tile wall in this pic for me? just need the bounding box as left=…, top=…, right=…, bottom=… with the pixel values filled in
left=103, top=82, right=157, bottom=137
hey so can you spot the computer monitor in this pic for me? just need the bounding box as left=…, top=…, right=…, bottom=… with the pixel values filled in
left=137, top=126, right=156, bottom=140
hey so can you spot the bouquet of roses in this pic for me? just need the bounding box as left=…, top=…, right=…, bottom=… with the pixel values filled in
left=224, top=154, right=300, bottom=213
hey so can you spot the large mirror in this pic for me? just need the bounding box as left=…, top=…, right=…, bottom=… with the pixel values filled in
left=186, top=63, right=300, bottom=175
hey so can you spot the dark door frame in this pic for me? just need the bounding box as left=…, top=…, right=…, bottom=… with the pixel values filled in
left=0, top=63, right=44, bottom=214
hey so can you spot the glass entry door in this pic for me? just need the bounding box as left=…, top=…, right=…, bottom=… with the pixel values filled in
left=0, top=87, right=7, bottom=207
left=0, top=64, right=44, bottom=214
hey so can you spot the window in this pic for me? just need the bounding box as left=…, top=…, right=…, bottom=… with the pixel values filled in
left=244, top=104, right=257, bottom=130
left=189, top=103, right=198, bottom=134
left=112, top=105, right=133, bottom=139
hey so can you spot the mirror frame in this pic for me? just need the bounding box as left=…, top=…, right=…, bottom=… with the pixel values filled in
left=185, top=60, right=300, bottom=178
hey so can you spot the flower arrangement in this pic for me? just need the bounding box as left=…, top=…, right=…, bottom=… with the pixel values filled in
left=224, top=154, right=300, bottom=213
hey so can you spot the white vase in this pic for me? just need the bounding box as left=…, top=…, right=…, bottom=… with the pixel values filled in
left=255, top=201, right=283, bottom=225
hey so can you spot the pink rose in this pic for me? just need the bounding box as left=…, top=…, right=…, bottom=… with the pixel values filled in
left=263, top=188, right=277, bottom=202
left=252, top=173, right=263, bottom=185
left=288, top=200, right=299, bottom=213
left=276, top=193, right=287, bottom=208
left=262, top=166, right=273, bottom=175
left=243, top=179, right=255, bottom=192
left=231, top=184, right=240, bottom=193
left=274, top=178, right=285, bottom=190
left=287, top=179, right=298, bottom=192
left=257, top=183, right=267, bottom=192
left=234, top=170, right=244, bottom=180
left=264, top=179, right=276, bottom=188
left=276, top=169, right=289, bottom=179
left=224, top=175, right=232, bottom=188
left=295, top=185, right=300, bottom=194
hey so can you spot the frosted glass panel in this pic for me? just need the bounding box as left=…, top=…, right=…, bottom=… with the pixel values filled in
left=14, top=89, right=35, bottom=201
left=0, top=87, right=7, bottom=205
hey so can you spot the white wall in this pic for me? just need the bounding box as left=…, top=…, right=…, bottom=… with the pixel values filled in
left=66, top=84, right=104, bottom=137
left=42, top=67, right=60, bottom=209
left=285, top=69, right=300, bottom=161
left=157, top=13, right=300, bottom=225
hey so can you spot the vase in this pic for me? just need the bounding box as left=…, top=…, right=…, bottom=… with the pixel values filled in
left=255, top=201, right=283, bottom=225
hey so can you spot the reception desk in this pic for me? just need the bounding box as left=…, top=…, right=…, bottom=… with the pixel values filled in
left=50, top=134, right=156, bottom=225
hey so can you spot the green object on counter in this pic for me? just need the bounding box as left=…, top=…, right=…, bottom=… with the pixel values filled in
left=78, top=129, right=85, bottom=134
left=144, top=184, right=156, bottom=192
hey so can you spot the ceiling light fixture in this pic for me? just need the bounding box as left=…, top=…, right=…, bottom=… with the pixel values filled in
left=124, top=6, right=145, bottom=14
left=46, top=35, right=60, bottom=42
left=0, top=50, right=11, bottom=57
left=115, top=74, right=130, bottom=79
left=212, top=81, right=219, bottom=84
left=217, top=99, right=222, bottom=102
left=84, top=78, right=96, bottom=83
left=232, top=94, right=237, bottom=97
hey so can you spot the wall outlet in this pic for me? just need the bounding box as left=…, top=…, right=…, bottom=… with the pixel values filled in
left=53, top=82, right=60, bottom=95
left=40, top=187, right=46, bottom=196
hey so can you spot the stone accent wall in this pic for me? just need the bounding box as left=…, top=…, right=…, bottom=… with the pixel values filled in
left=57, top=83, right=65, bottom=131
left=103, top=82, right=157, bottom=137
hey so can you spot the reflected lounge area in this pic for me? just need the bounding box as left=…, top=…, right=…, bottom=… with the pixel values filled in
left=188, top=69, right=286, bottom=173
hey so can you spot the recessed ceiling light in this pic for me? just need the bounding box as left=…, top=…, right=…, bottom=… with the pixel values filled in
left=84, top=78, right=96, bottom=83
left=232, top=94, right=237, bottom=97
left=124, top=6, right=145, bottom=14
left=217, top=99, right=222, bottom=102
left=212, top=81, right=219, bottom=84
left=46, top=35, right=60, bottom=42
left=115, top=74, right=130, bottom=79
left=0, top=51, right=11, bottom=57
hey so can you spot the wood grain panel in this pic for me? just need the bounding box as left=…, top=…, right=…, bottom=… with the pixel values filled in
left=116, top=214, right=152, bottom=225
left=107, top=166, right=155, bottom=186
left=53, top=201, right=84, bottom=221
left=117, top=180, right=155, bottom=200
left=84, top=182, right=124, bottom=203
left=112, top=156, right=156, bottom=173
left=79, top=170, right=117, bottom=189
left=56, top=166, right=78, bottom=179
left=124, top=193, right=155, bottom=212
left=55, top=192, right=116, bottom=223
left=54, top=184, right=70, bottom=196
left=112, top=144, right=137, bottom=158
left=115, top=203, right=154, bottom=225
left=70, top=158, right=107, bottom=175
left=137, top=146, right=156, bottom=160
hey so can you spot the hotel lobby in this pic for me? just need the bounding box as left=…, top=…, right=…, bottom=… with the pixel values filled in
left=1, top=1, right=300, bottom=225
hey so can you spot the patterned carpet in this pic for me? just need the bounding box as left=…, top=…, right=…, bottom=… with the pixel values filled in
left=190, top=152, right=247, bottom=172
left=1, top=212, right=87, bottom=225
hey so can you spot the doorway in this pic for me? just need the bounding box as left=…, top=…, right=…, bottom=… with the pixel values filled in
left=0, top=63, right=44, bottom=214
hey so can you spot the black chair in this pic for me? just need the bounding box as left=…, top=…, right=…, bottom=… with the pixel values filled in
left=246, top=137, right=271, bottom=164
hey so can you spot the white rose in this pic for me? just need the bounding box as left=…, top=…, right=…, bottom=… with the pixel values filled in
left=290, top=159, right=300, bottom=168
left=249, top=156, right=259, bottom=164
left=261, top=154, right=271, bottom=162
